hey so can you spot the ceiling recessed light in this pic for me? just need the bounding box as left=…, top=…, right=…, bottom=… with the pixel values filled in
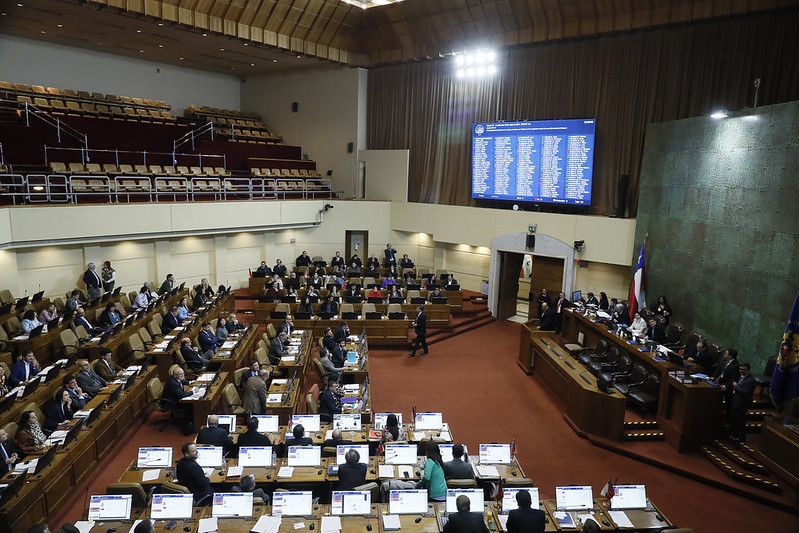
left=243, top=43, right=248, bottom=46
left=158, top=22, right=163, bottom=26
left=273, top=59, right=277, bottom=63
left=296, top=55, right=301, bottom=58
left=17, top=3, right=23, bottom=7
left=230, top=67, right=235, bottom=70
left=202, top=33, right=207, bottom=37
left=136, top=29, right=142, bottom=33
left=158, top=44, right=163, bottom=48
left=250, top=63, right=255, bottom=66
left=56, top=24, right=62, bottom=28
left=139, top=50, right=144, bottom=53
left=220, top=48, right=225, bottom=51
left=40, top=30, right=45, bottom=34
left=179, top=57, right=184, bottom=60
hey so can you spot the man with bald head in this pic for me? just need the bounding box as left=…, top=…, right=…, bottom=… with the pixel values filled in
left=197, top=414, right=235, bottom=456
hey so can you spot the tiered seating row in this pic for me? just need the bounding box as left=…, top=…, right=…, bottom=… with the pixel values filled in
left=252, top=167, right=322, bottom=178
left=0, top=81, right=170, bottom=110
left=16, top=95, right=177, bottom=123
left=185, top=103, right=259, bottom=120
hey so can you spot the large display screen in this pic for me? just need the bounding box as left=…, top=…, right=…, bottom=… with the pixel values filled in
left=472, top=119, right=595, bottom=205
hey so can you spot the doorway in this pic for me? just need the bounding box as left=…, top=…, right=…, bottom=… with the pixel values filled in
left=497, top=252, right=524, bottom=321
left=345, top=230, right=368, bottom=264
left=527, top=255, right=566, bottom=319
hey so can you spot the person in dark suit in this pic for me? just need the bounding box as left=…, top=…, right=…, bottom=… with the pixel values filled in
left=272, top=259, right=287, bottom=276
left=366, top=254, right=380, bottom=270
left=0, top=428, right=21, bottom=476
left=296, top=251, right=312, bottom=267
left=242, top=370, right=270, bottom=415
left=443, top=444, right=474, bottom=479
left=83, top=262, right=102, bottom=300
left=96, top=349, right=123, bottom=381
left=645, top=318, right=666, bottom=344
left=337, top=448, right=367, bottom=490
left=553, top=292, right=570, bottom=334
left=322, top=428, right=353, bottom=448
left=409, top=304, right=428, bottom=357
left=612, top=303, right=631, bottom=326
left=334, top=321, right=351, bottom=342
left=506, top=489, right=546, bottom=533
left=538, top=302, right=557, bottom=331
left=76, top=359, right=107, bottom=397
left=444, top=274, right=458, bottom=286
left=63, top=374, right=90, bottom=409
left=180, top=338, right=208, bottom=372
left=729, top=362, right=756, bottom=442
left=330, top=251, right=345, bottom=269
left=198, top=322, right=219, bottom=355
left=331, top=339, right=348, bottom=367
left=44, top=388, right=74, bottom=431
left=159, top=274, right=175, bottom=295
left=289, top=424, right=314, bottom=446
left=443, top=495, right=489, bottom=533
left=255, top=261, right=272, bottom=277
left=585, top=292, right=599, bottom=307
left=279, top=316, right=295, bottom=336
left=322, top=328, right=338, bottom=353
left=536, top=288, right=552, bottom=315
left=268, top=332, right=290, bottom=365
left=163, top=367, right=192, bottom=407
left=73, top=307, right=101, bottom=335
left=400, top=254, right=414, bottom=268
left=9, top=351, right=39, bottom=387
left=175, top=442, right=213, bottom=502
left=683, top=340, right=715, bottom=370
left=383, top=243, right=398, bottom=267
left=239, top=360, right=261, bottom=392
left=197, top=414, right=235, bottom=456
left=713, top=348, right=741, bottom=414
left=98, top=302, right=122, bottom=329
left=319, top=381, right=342, bottom=423
left=161, top=306, right=181, bottom=334
left=320, top=295, right=338, bottom=315
left=237, top=417, right=272, bottom=448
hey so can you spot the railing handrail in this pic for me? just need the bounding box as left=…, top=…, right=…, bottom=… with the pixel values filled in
left=19, top=101, right=88, bottom=149
left=173, top=121, right=215, bottom=153
left=42, top=145, right=226, bottom=167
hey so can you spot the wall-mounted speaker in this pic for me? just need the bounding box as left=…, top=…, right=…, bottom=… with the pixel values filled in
left=526, top=234, right=536, bottom=249
left=347, top=142, right=354, bottom=153
left=291, top=102, right=298, bottom=112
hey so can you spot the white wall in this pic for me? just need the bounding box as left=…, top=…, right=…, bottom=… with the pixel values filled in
left=241, top=67, right=364, bottom=196
left=359, top=150, right=409, bottom=202
left=0, top=34, right=241, bottom=115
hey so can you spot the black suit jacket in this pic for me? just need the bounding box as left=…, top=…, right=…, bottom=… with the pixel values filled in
left=237, top=430, right=272, bottom=448
left=319, top=389, right=342, bottom=422
left=413, top=312, right=427, bottom=335
left=337, top=462, right=367, bottom=490
left=553, top=297, right=570, bottom=314
left=197, top=426, right=235, bottom=455
left=539, top=308, right=557, bottom=331
left=506, top=508, right=547, bottom=533
left=162, top=312, right=181, bottom=333
left=0, top=440, right=22, bottom=474
left=731, top=373, right=756, bottom=411
left=443, top=457, right=474, bottom=479
left=181, top=345, right=203, bottom=371
left=175, top=457, right=212, bottom=501
left=443, top=512, right=489, bottom=533
left=713, top=358, right=740, bottom=387
left=647, top=323, right=666, bottom=343
left=334, top=327, right=350, bottom=341
left=163, top=376, right=191, bottom=406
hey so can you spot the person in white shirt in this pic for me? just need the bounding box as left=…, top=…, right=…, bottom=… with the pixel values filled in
left=630, top=312, right=647, bottom=336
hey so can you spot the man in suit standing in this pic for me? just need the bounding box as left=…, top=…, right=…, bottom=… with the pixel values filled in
left=443, top=444, right=474, bottom=480
left=76, top=359, right=107, bottom=397
left=175, top=443, right=213, bottom=502
left=553, top=292, right=570, bottom=334
left=713, top=348, right=741, bottom=414
left=337, top=448, right=367, bottom=490
left=506, top=489, right=546, bottom=533
left=242, top=370, right=270, bottom=415
left=239, top=360, right=261, bottom=392
left=9, top=351, right=39, bottom=387
left=83, top=262, right=102, bottom=300
left=159, top=274, right=174, bottom=295
left=197, top=414, right=235, bottom=456
left=538, top=302, right=557, bottom=331
left=409, top=304, right=428, bottom=357
left=383, top=243, right=398, bottom=267
left=729, top=362, right=756, bottom=442
left=0, top=428, right=21, bottom=475
left=443, top=495, right=489, bottom=533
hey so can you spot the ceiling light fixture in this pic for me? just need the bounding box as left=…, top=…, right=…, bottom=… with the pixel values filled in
left=710, top=110, right=728, bottom=119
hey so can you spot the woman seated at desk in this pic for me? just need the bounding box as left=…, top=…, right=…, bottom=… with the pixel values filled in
left=367, top=287, right=382, bottom=299
left=387, top=285, right=403, bottom=302
left=44, top=389, right=74, bottom=432
left=306, top=286, right=320, bottom=299
left=177, top=296, right=191, bottom=321
left=381, top=276, right=397, bottom=289
left=16, top=410, right=47, bottom=453
left=328, top=286, right=341, bottom=302
left=298, top=295, right=314, bottom=316
left=285, top=285, right=299, bottom=300
left=18, top=310, right=42, bottom=334
left=99, top=302, right=122, bottom=328
left=386, top=265, right=399, bottom=279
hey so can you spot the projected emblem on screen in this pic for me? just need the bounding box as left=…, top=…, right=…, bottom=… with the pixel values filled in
left=472, top=119, right=596, bottom=206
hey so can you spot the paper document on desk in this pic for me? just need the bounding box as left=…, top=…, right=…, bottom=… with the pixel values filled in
left=14, top=459, right=37, bottom=474
left=73, top=409, right=93, bottom=418
left=164, top=335, right=176, bottom=340
left=378, top=464, right=395, bottom=478
left=577, top=514, right=599, bottom=527
left=281, top=356, right=296, bottom=362
left=222, top=341, right=237, bottom=349
left=266, top=393, right=283, bottom=403
left=196, top=373, right=215, bottom=382
left=498, top=514, right=509, bottom=530
left=72, top=522, right=93, bottom=533
left=271, top=379, right=288, bottom=385
left=203, top=467, right=215, bottom=477
left=553, top=512, right=576, bottom=528
left=142, top=469, right=161, bottom=482
left=397, top=465, right=414, bottom=478
left=608, top=511, right=633, bottom=528
left=412, top=431, right=426, bottom=441
left=382, top=515, right=401, bottom=531
left=198, top=517, right=218, bottom=533
left=11, top=386, right=24, bottom=398
left=342, top=384, right=359, bottom=393
left=12, top=335, right=29, bottom=341
left=173, top=326, right=185, bottom=331
left=320, top=516, right=342, bottom=533
left=227, top=466, right=244, bottom=478
left=475, top=465, right=500, bottom=478
left=251, top=515, right=282, bottom=533
left=278, top=466, right=294, bottom=478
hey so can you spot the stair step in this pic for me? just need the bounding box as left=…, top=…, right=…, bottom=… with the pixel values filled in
left=623, top=420, right=659, bottom=429
left=426, top=315, right=495, bottom=345
left=712, top=439, right=769, bottom=475
left=701, top=446, right=782, bottom=494
left=624, top=431, right=665, bottom=441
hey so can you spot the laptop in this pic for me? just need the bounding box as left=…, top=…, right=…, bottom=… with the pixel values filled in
left=610, top=484, right=648, bottom=510
left=0, top=303, right=11, bottom=317
left=444, top=285, right=460, bottom=291
left=88, top=494, right=133, bottom=520
left=478, top=444, right=511, bottom=464
left=342, top=312, right=359, bottom=320
left=287, top=446, right=322, bottom=466
left=15, top=297, right=29, bottom=310
left=31, top=290, right=45, bottom=302
left=410, top=297, right=426, bottom=304
left=555, top=485, right=593, bottom=511
left=238, top=446, right=273, bottom=467
left=195, top=445, right=225, bottom=468
left=280, top=296, right=297, bottom=303
left=294, top=312, right=312, bottom=319
left=48, top=317, right=61, bottom=329
left=150, top=494, right=194, bottom=519
left=345, top=296, right=363, bottom=303
left=502, top=487, right=540, bottom=512
left=388, top=312, right=406, bottom=320
left=27, top=324, right=45, bottom=339
left=331, top=490, right=371, bottom=516
left=101, top=292, right=111, bottom=302
left=367, top=296, right=383, bottom=304
left=33, top=442, right=59, bottom=474
left=20, top=378, right=41, bottom=399
left=272, top=491, right=313, bottom=516
left=253, top=415, right=280, bottom=433
left=212, top=493, right=253, bottom=518
left=137, top=446, right=173, bottom=468
left=0, top=395, right=17, bottom=414
left=388, top=490, right=428, bottom=514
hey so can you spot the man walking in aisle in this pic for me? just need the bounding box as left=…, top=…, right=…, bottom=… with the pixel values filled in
left=409, top=304, right=428, bottom=357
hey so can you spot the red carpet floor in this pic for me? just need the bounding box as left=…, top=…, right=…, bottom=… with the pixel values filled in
left=51, top=318, right=799, bottom=532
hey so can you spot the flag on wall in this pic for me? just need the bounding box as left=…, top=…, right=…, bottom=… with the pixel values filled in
left=628, top=240, right=647, bottom=320
left=771, top=291, right=799, bottom=404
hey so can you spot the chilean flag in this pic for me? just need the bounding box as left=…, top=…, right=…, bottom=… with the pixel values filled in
left=629, top=241, right=646, bottom=320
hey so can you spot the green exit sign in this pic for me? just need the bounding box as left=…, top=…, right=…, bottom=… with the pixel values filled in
left=528, top=224, right=537, bottom=233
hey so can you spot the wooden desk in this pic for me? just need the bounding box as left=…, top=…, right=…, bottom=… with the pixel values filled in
left=473, top=460, right=526, bottom=482
left=595, top=497, right=674, bottom=530
left=0, top=363, right=79, bottom=430
left=376, top=503, right=440, bottom=532
left=561, top=309, right=723, bottom=451
left=180, top=371, right=230, bottom=431
left=542, top=499, right=615, bottom=531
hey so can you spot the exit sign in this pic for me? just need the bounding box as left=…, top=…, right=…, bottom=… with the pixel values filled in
left=528, top=224, right=537, bottom=233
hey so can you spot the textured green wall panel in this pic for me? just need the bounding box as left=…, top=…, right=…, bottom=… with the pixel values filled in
left=635, top=101, right=799, bottom=370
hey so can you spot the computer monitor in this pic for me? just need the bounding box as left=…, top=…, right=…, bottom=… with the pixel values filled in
left=253, top=415, right=280, bottom=433
left=150, top=493, right=194, bottom=519
left=331, top=491, right=371, bottom=516
left=502, top=488, right=540, bottom=512
left=287, top=445, right=322, bottom=466
left=238, top=446, right=273, bottom=467
left=414, top=412, right=443, bottom=430
left=33, top=443, right=59, bottom=474
left=555, top=486, right=593, bottom=511
left=438, top=444, right=467, bottom=463
left=384, top=444, right=417, bottom=465
left=478, top=443, right=511, bottom=464
left=137, top=446, right=173, bottom=468
left=610, top=484, right=648, bottom=510
left=336, top=445, right=370, bottom=465
left=572, top=290, right=583, bottom=302
left=373, top=413, right=403, bottom=430
left=88, top=494, right=133, bottom=520
left=195, top=446, right=225, bottom=468
left=333, top=413, right=362, bottom=431
left=212, top=492, right=254, bottom=517
left=208, top=414, right=236, bottom=433
left=291, top=414, right=321, bottom=432
left=272, top=491, right=313, bottom=516
left=445, top=489, right=483, bottom=514
left=388, top=490, right=429, bottom=515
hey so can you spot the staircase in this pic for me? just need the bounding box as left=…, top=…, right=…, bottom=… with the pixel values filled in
left=701, top=438, right=782, bottom=493
left=426, top=295, right=494, bottom=345
left=623, top=420, right=665, bottom=441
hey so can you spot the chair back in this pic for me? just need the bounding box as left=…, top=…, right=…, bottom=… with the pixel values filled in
left=502, top=477, right=535, bottom=487
left=353, top=482, right=380, bottom=503
left=22, top=402, right=45, bottom=427
left=138, top=327, right=153, bottom=344
left=447, top=479, right=478, bottom=488
left=106, top=482, right=148, bottom=508
left=628, top=365, right=648, bottom=386
left=146, top=378, right=163, bottom=403
left=309, top=383, right=320, bottom=403
left=363, top=277, right=376, bottom=287
left=147, top=320, right=161, bottom=338
left=664, top=322, right=684, bottom=345
left=313, top=358, right=326, bottom=381
left=2, top=421, right=18, bottom=440
left=161, top=480, right=190, bottom=494
left=683, top=331, right=704, bottom=354
left=340, top=303, right=354, bottom=314
left=406, top=290, right=420, bottom=300
left=593, top=338, right=610, bottom=357
left=361, top=303, right=376, bottom=314
left=644, top=374, right=661, bottom=394
left=387, top=303, right=403, bottom=314
left=306, top=393, right=318, bottom=414
left=234, top=367, right=248, bottom=388
left=275, top=302, right=291, bottom=315
left=254, top=347, right=269, bottom=366
left=266, top=323, right=277, bottom=340
left=614, top=355, right=633, bottom=376
left=223, top=383, right=243, bottom=413
left=3, top=317, right=20, bottom=336
left=0, top=362, right=10, bottom=379
left=0, top=290, right=13, bottom=304
left=73, top=324, right=89, bottom=339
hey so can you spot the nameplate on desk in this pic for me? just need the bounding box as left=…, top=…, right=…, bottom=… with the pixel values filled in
left=271, top=379, right=288, bottom=385
left=266, top=393, right=283, bottom=403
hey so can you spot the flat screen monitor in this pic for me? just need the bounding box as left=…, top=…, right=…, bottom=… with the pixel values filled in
left=336, top=445, right=370, bottom=465
left=291, top=414, right=321, bottom=432
left=478, top=443, right=511, bottom=464
left=438, top=444, right=467, bottom=463
left=331, top=490, right=371, bottom=516
left=333, top=413, right=362, bottom=431
left=388, top=490, right=428, bottom=515
left=373, top=412, right=403, bottom=430
left=253, top=415, right=280, bottom=433
left=137, top=446, right=173, bottom=468
left=212, top=492, right=254, bottom=517
left=414, top=412, right=443, bottom=430
left=471, top=118, right=596, bottom=206
left=572, top=290, right=582, bottom=302
left=88, top=494, right=133, bottom=520
left=195, top=446, right=224, bottom=468
left=287, top=445, right=321, bottom=467
left=150, top=493, right=194, bottom=519
left=384, top=444, right=417, bottom=465
left=208, top=414, right=236, bottom=433
left=238, top=446, right=273, bottom=467
left=555, top=486, right=593, bottom=511
left=610, top=484, right=647, bottom=510
left=272, top=491, right=313, bottom=516
left=502, top=488, right=539, bottom=512
left=445, top=489, right=483, bottom=514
